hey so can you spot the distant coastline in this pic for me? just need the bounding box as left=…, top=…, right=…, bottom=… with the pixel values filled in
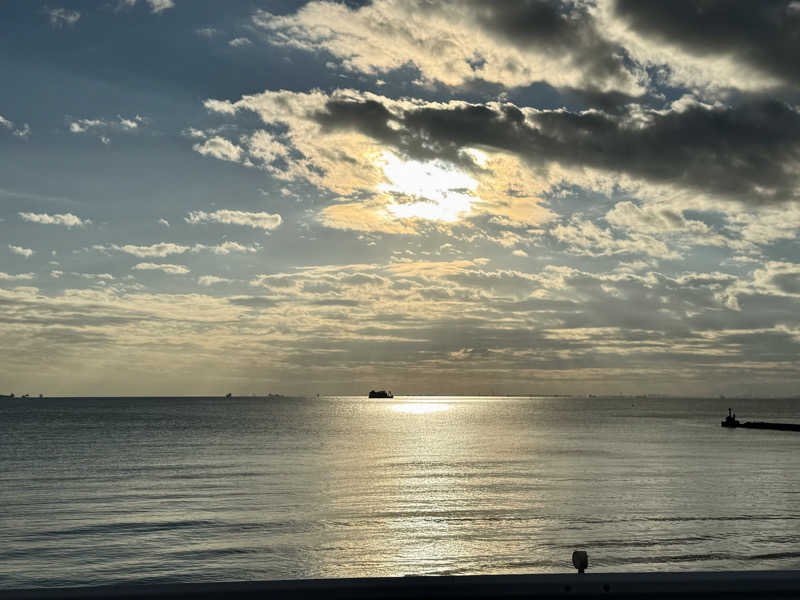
left=5, top=394, right=800, bottom=400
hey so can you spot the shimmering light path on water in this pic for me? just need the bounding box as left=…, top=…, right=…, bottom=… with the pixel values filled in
left=2, top=396, right=800, bottom=588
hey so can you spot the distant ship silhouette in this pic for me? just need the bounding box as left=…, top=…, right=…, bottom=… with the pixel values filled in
left=722, top=408, right=800, bottom=432
left=368, top=390, right=393, bottom=398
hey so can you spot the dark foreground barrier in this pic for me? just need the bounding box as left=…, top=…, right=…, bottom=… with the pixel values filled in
left=3, top=571, right=800, bottom=600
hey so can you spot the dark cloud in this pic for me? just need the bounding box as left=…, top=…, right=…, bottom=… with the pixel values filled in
left=315, top=96, right=800, bottom=204
left=556, top=86, right=662, bottom=116
left=465, top=0, right=633, bottom=91
left=305, top=298, right=362, bottom=307
left=614, top=0, right=800, bottom=87
left=228, top=296, right=279, bottom=309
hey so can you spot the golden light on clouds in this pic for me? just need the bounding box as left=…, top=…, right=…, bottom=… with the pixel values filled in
left=320, top=150, right=555, bottom=233
left=203, top=89, right=557, bottom=234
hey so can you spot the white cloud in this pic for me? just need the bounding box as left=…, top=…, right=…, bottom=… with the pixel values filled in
left=79, top=273, right=114, bottom=281
left=146, top=0, right=174, bottom=13
left=133, top=262, right=190, bottom=274
left=110, top=241, right=259, bottom=257
left=198, top=275, right=233, bottom=286
left=185, top=209, right=282, bottom=231
left=0, top=272, right=35, bottom=281
left=50, top=270, right=63, bottom=279
left=512, top=249, right=528, bottom=257
left=69, top=118, right=105, bottom=133
left=119, top=0, right=175, bottom=14
left=246, top=130, right=290, bottom=165
left=229, top=37, right=252, bottom=47
left=203, top=99, right=238, bottom=115
left=192, top=137, right=245, bottom=163
left=8, top=245, right=34, bottom=258
left=112, top=242, right=190, bottom=258
left=46, top=7, right=80, bottom=27
left=183, top=127, right=206, bottom=139
left=202, top=241, right=261, bottom=255
left=68, top=115, right=146, bottom=137
left=0, top=116, right=31, bottom=139
left=551, top=217, right=680, bottom=259
left=158, top=218, right=170, bottom=227
left=18, top=212, right=89, bottom=227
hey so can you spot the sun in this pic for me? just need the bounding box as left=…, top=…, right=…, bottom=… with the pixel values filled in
left=375, top=151, right=478, bottom=222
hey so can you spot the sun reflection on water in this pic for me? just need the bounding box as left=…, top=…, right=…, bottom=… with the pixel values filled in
left=390, top=402, right=453, bottom=414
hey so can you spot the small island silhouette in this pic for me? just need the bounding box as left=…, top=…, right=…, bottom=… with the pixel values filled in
left=368, top=390, right=393, bottom=398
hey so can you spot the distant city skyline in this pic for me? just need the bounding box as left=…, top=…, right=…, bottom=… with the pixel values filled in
left=3, top=1, right=800, bottom=396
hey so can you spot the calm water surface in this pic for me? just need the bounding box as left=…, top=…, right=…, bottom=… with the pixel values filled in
left=2, top=396, right=800, bottom=587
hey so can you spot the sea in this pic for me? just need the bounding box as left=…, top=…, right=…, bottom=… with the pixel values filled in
left=2, top=395, right=800, bottom=588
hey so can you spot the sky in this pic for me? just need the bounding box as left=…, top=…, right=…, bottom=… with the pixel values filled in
left=3, top=1, right=800, bottom=397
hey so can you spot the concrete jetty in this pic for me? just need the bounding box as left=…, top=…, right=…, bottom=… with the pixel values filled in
left=3, top=571, right=800, bottom=600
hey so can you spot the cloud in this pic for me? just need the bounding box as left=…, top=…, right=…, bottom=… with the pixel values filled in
left=201, top=89, right=558, bottom=232
left=195, top=27, right=217, bottom=38
left=146, top=0, right=174, bottom=13
left=50, top=270, right=63, bottom=279
left=318, top=200, right=419, bottom=234
left=117, top=0, right=175, bottom=14
left=0, top=115, right=31, bottom=140
left=201, top=241, right=260, bottom=255
left=192, top=137, right=245, bottom=163
left=0, top=272, right=35, bottom=281
left=112, top=243, right=190, bottom=258
left=18, top=212, right=89, bottom=227
left=599, top=0, right=800, bottom=91
left=202, top=88, right=800, bottom=249
left=107, top=241, right=259, bottom=257
left=68, top=115, right=146, bottom=138
left=79, top=273, right=114, bottom=281
left=245, top=130, right=290, bottom=166
left=118, top=116, right=141, bottom=130
left=551, top=217, right=679, bottom=259
left=256, top=0, right=800, bottom=96
left=198, top=275, right=233, bottom=286
left=158, top=218, right=169, bottom=227
left=183, top=127, right=207, bottom=138
left=133, top=262, right=190, bottom=274
left=226, top=295, right=279, bottom=309
left=739, top=261, right=800, bottom=299
left=1, top=255, right=799, bottom=395
left=253, top=0, right=644, bottom=94
left=606, top=201, right=709, bottom=235
left=8, top=245, right=34, bottom=258
left=185, top=209, right=282, bottom=231
left=69, top=119, right=104, bottom=133
left=228, top=37, right=252, bottom=47
left=45, top=7, right=80, bottom=27
left=13, top=124, right=31, bottom=140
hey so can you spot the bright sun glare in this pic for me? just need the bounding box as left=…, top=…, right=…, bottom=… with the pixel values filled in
left=377, top=151, right=478, bottom=222
left=391, top=402, right=452, bottom=414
